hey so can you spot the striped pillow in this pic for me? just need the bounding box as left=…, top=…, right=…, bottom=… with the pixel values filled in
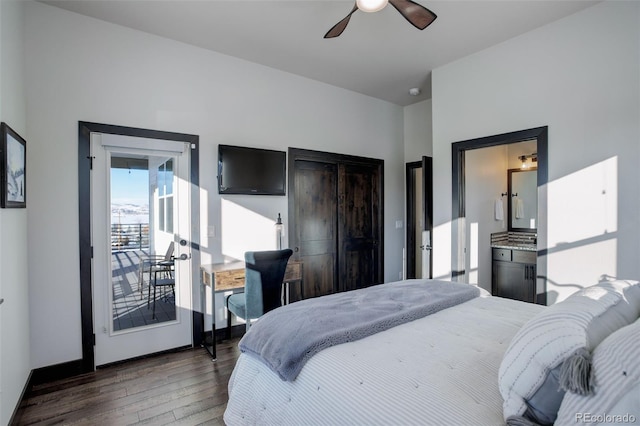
left=555, top=318, right=640, bottom=425
left=499, top=280, right=640, bottom=425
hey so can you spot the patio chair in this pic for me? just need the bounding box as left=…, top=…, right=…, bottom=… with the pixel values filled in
left=149, top=259, right=175, bottom=320
left=138, top=243, right=174, bottom=299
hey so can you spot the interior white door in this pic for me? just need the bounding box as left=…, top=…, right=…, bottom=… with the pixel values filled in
left=420, top=230, right=431, bottom=279
left=91, top=133, right=192, bottom=366
left=417, top=156, right=433, bottom=280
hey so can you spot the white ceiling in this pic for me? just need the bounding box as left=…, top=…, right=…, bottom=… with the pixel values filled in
left=40, top=0, right=598, bottom=106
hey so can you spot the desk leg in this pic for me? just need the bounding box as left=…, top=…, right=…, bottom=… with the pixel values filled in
left=211, top=282, right=216, bottom=360
left=200, top=277, right=216, bottom=361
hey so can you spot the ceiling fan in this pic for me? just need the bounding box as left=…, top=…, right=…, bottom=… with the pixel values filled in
left=324, top=0, right=437, bottom=39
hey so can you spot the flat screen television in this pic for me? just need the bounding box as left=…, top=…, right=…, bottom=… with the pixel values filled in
left=217, top=144, right=286, bottom=195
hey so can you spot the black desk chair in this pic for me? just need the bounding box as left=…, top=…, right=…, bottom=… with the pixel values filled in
left=226, top=249, right=293, bottom=339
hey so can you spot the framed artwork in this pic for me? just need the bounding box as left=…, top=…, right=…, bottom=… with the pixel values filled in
left=1, top=122, right=26, bottom=208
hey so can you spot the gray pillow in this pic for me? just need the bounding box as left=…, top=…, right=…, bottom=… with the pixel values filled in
left=555, top=318, right=640, bottom=425
left=500, top=280, right=640, bottom=425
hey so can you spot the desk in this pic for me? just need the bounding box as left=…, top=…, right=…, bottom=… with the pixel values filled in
left=200, top=260, right=303, bottom=359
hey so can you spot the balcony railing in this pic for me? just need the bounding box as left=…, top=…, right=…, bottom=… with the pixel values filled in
left=111, top=223, right=149, bottom=251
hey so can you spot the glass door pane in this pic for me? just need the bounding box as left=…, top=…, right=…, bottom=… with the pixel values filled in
left=110, top=155, right=176, bottom=331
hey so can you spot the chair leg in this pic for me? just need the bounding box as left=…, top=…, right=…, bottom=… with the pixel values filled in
left=152, top=284, right=157, bottom=320
left=147, top=273, right=152, bottom=307
left=138, top=263, right=144, bottom=299
left=227, top=308, right=232, bottom=340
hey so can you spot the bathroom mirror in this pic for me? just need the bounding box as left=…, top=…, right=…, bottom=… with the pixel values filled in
left=508, top=168, right=537, bottom=231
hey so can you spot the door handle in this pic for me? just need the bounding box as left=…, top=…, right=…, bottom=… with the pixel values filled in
left=175, top=253, right=190, bottom=261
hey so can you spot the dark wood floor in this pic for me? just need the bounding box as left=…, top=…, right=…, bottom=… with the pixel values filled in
left=14, top=339, right=241, bottom=426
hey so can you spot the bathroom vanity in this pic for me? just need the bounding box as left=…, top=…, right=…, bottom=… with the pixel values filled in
left=491, top=236, right=536, bottom=303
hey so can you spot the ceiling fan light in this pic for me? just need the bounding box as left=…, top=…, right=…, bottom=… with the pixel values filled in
left=356, top=0, right=388, bottom=13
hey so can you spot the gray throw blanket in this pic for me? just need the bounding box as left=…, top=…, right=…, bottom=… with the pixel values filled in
left=239, top=279, right=480, bottom=381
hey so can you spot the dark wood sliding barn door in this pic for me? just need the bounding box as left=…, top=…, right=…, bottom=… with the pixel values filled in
left=289, top=149, right=383, bottom=301
left=292, top=160, right=338, bottom=299
left=338, top=163, right=381, bottom=292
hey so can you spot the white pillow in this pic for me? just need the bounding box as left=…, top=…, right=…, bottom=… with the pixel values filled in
left=555, top=318, right=640, bottom=425
left=499, top=280, right=640, bottom=424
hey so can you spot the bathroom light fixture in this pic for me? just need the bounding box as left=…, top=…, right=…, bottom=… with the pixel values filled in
left=356, top=0, right=388, bottom=13
left=519, top=155, right=527, bottom=169
left=519, top=153, right=538, bottom=169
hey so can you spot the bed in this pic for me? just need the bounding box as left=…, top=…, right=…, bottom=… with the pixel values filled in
left=223, top=278, right=640, bottom=426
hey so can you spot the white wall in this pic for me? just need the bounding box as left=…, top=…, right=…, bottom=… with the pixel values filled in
left=0, top=0, right=30, bottom=423
left=432, top=1, right=640, bottom=303
left=403, top=99, right=433, bottom=278
left=404, top=99, right=432, bottom=162
left=25, top=1, right=405, bottom=369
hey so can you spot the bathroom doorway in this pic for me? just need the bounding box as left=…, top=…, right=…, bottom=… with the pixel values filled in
left=451, top=127, right=548, bottom=304
left=463, top=140, right=537, bottom=287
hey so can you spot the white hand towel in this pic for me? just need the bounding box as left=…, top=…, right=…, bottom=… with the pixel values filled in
left=515, top=198, right=525, bottom=219
left=494, top=199, right=504, bottom=221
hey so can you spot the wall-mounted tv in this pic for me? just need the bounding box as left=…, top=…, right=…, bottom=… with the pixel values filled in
left=218, top=144, right=286, bottom=195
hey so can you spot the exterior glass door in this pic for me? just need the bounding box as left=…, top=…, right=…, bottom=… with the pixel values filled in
left=91, top=134, right=192, bottom=366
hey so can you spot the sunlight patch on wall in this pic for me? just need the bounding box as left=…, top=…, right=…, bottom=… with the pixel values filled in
left=433, top=220, right=452, bottom=280
left=547, top=238, right=617, bottom=303
left=199, top=186, right=209, bottom=252
left=221, top=199, right=277, bottom=260
left=545, top=157, right=618, bottom=300
left=547, top=157, right=618, bottom=247
left=469, top=222, right=479, bottom=285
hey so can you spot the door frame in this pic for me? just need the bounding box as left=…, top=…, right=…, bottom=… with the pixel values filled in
left=451, top=126, right=547, bottom=304
left=78, top=121, right=200, bottom=372
left=405, top=156, right=433, bottom=279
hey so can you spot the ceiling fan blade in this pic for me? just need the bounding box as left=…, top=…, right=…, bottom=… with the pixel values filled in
left=388, top=0, right=437, bottom=30
left=324, top=3, right=359, bottom=39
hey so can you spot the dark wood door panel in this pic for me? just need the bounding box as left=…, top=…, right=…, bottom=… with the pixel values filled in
left=299, top=239, right=336, bottom=256
left=298, top=253, right=336, bottom=299
left=339, top=165, right=374, bottom=238
left=296, top=162, right=337, bottom=242
left=296, top=242, right=337, bottom=299
left=341, top=247, right=376, bottom=292
left=291, top=159, right=338, bottom=300
left=338, top=163, right=382, bottom=292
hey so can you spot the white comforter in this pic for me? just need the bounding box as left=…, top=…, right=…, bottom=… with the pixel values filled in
left=224, top=293, right=544, bottom=425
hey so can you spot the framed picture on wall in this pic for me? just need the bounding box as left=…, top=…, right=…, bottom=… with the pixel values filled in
left=1, top=122, right=26, bottom=208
